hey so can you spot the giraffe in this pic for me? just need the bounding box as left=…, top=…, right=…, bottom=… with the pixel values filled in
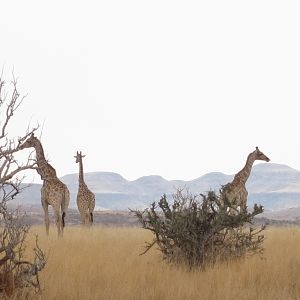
left=20, top=133, right=70, bottom=236
left=222, top=147, right=270, bottom=214
left=74, top=151, right=95, bottom=225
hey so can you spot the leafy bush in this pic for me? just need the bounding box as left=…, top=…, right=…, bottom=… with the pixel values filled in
left=132, top=188, right=265, bottom=269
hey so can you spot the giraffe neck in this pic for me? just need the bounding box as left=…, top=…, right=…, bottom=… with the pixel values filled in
left=78, top=158, right=85, bottom=185
left=34, top=139, right=57, bottom=180
left=232, top=152, right=256, bottom=185
left=34, top=139, right=47, bottom=162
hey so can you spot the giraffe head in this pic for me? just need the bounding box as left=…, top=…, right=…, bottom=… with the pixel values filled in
left=19, top=133, right=39, bottom=150
left=254, top=147, right=270, bottom=162
left=74, top=151, right=86, bottom=163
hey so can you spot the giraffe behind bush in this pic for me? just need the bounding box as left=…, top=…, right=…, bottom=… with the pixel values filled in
left=222, top=146, right=270, bottom=214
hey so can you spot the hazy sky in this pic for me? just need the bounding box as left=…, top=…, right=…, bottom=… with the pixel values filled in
left=1, top=1, right=300, bottom=183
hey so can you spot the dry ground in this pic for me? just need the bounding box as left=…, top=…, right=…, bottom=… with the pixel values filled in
left=21, top=226, right=300, bottom=300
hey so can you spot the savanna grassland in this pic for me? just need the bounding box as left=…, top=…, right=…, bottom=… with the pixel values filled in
left=24, top=226, right=300, bottom=300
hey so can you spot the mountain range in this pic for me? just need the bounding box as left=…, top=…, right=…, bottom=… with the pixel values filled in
left=12, top=163, right=300, bottom=219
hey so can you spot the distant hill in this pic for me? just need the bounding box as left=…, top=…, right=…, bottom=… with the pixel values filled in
left=12, top=163, right=300, bottom=218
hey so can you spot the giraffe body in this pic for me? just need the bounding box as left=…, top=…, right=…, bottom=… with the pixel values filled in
left=75, top=151, right=95, bottom=225
left=222, top=147, right=270, bottom=214
left=20, top=134, right=70, bottom=236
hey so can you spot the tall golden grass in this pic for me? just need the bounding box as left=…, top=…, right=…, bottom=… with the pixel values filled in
left=23, top=226, right=300, bottom=300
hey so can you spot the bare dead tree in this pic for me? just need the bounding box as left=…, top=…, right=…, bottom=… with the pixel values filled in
left=0, top=73, right=46, bottom=298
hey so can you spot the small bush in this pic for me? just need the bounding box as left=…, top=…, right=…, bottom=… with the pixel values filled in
left=132, top=188, right=265, bottom=269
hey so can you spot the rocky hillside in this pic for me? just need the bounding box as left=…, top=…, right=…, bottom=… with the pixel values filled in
left=13, top=163, right=300, bottom=215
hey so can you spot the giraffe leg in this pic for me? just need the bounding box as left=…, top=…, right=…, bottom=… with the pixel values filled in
left=62, top=212, right=66, bottom=227
left=79, top=210, right=85, bottom=225
left=85, top=212, right=90, bottom=226
left=89, top=199, right=95, bottom=225
left=88, top=212, right=93, bottom=226
left=41, top=198, right=50, bottom=235
left=54, top=209, right=63, bottom=237
left=60, top=212, right=65, bottom=237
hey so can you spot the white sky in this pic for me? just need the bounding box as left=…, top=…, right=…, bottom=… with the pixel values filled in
left=1, top=1, right=300, bottom=183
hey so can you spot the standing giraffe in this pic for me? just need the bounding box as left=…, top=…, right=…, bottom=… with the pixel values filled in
left=74, top=151, right=95, bottom=225
left=222, top=147, right=270, bottom=214
left=20, top=134, right=70, bottom=236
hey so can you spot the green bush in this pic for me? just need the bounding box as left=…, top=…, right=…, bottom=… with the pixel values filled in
left=132, top=188, right=265, bottom=269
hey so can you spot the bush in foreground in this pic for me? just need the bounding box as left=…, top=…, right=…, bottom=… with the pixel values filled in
left=132, top=188, right=265, bottom=269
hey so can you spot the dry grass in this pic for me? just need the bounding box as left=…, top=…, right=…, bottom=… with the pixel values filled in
left=22, top=226, right=300, bottom=300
